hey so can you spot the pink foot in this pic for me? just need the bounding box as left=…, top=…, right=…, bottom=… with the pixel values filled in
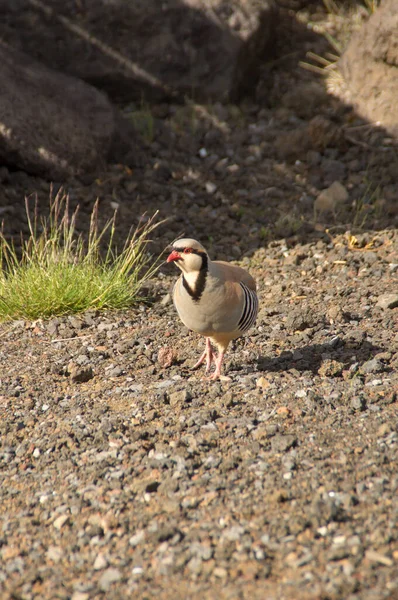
left=207, top=351, right=225, bottom=380
left=193, top=338, right=215, bottom=374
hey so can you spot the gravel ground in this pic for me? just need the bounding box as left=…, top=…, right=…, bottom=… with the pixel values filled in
left=1, top=230, right=397, bottom=600
left=1, top=4, right=398, bottom=600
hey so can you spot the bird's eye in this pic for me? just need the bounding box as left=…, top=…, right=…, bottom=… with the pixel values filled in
left=183, top=248, right=193, bottom=254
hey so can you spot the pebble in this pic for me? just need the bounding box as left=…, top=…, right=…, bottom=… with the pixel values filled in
left=365, top=550, right=394, bottom=567
left=98, top=567, right=122, bottom=591
left=71, top=593, right=90, bottom=600
left=351, top=397, right=366, bottom=411
left=205, top=181, right=217, bottom=194
left=360, top=358, right=384, bottom=374
left=169, top=389, right=192, bottom=405
left=46, top=546, right=64, bottom=562
left=376, top=294, right=398, bottom=309
left=93, top=553, right=109, bottom=570
left=271, top=435, right=297, bottom=453
left=53, top=515, right=69, bottom=530
left=108, top=366, right=123, bottom=377
left=318, top=360, right=344, bottom=377
left=256, top=376, right=270, bottom=389
left=129, top=531, right=146, bottom=548
left=315, top=181, right=349, bottom=214
left=69, top=364, right=94, bottom=383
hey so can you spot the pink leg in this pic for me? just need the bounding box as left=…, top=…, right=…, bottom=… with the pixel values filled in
left=208, top=351, right=225, bottom=380
left=193, top=338, right=214, bottom=373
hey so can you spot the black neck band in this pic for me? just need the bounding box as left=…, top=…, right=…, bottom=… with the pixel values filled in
left=182, top=253, right=208, bottom=302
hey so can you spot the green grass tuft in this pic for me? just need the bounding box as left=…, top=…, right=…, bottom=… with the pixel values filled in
left=0, top=192, right=161, bottom=321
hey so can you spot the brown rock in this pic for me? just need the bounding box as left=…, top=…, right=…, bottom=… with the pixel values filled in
left=0, top=43, right=133, bottom=180
left=0, top=0, right=278, bottom=103
left=318, top=360, right=344, bottom=378
left=157, top=346, right=177, bottom=368
left=68, top=363, right=94, bottom=383
left=339, top=0, right=398, bottom=137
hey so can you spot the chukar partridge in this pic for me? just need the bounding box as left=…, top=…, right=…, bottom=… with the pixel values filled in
left=167, top=238, right=258, bottom=380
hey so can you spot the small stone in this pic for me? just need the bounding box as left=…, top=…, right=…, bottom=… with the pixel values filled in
left=169, top=389, right=192, bottom=405
left=328, top=546, right=350, bottom=561
left=271, top=434, right=297, bottom=453
left=53, top=515, right=69, bottom=530
left=75, top=354, right=89, bottom=366
left=98, top=568, right=121, bottom=591
left=69, top=363, right=94, bottom=383
left=318, top=360, right=344, bottom=377
left=93, top=553, right=109, bottom=570
left=68, top=316, right=83, bottom=329
left=282, top=454, right=296, bottom=471
left=187, top=556, right=203, bottom=573
left=360, top=358, right=384, bottom=374
left=108, top=366, right=123, bottom=377
left=365, top=549, right=393, bottom=566
left=71, top=593, right=89, bottom=600
left=327, top=305, right=342, bottom=321
left=363, top=251, right=378, bottom=265
left=46, top=546, right=63, bottom=562
left=129, top=530, right=145, bottom=547
left=276, top=406, right=290, bottom=417
left=224, top=525, right=244, bottom=541
left=213, top=566, right=228, bottom=578
left=377, top=423, right=393, bottom=436
left=256, top=376, right=270, bottom=389
left=315, top=181, right=349, bottom=213
left=158, top=346, right=177, bottom=368
left=160, top=293, right=171, bottom=306
left=320, top=159, right=346, bottom=183
left=205, top=181, right=217, bottom=194
left=351, top=397, right=366, bottom=411
left=376, top=294, right=398, bottom=309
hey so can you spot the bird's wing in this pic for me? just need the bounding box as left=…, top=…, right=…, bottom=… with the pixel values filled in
left=213, top=261, right=257, bottom=291
left=210, top=263, right=258, bottom=334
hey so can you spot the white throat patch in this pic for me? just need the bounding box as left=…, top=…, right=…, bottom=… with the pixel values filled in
left=183, top=271, right=199, bottom=290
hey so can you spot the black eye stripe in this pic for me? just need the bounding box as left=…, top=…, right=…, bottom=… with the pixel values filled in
left=174, top=247, right=205, bottom=257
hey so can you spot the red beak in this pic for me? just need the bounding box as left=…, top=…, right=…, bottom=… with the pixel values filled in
left=167, top=250, right=182, bottom=263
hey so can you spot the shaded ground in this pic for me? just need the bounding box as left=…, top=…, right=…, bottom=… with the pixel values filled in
left=0, top=2, right=398, bottom=600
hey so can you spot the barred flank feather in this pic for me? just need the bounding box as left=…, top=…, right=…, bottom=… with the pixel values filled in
left=237, top=282, right=259, bottom=332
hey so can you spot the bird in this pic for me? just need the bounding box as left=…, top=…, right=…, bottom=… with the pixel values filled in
left=167, top=238, right=258, bottom=380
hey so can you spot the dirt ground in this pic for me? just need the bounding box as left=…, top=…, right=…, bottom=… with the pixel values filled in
left=0, top=2, right=398, bottom=600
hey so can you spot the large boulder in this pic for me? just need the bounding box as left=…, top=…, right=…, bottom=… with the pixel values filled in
left=339, top=0, right=398, bottom=137
left=0, top=0, right=277, bottom=103
left=0, top=42, right=133, bottom=180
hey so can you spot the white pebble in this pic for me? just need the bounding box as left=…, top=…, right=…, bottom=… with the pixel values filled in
left=205, top=181, right=217, bottom=194
left=93, top=553, right=109, bottom=570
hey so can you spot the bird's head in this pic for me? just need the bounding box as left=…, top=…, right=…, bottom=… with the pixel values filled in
left=167, top=238, right=208, bottom=273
